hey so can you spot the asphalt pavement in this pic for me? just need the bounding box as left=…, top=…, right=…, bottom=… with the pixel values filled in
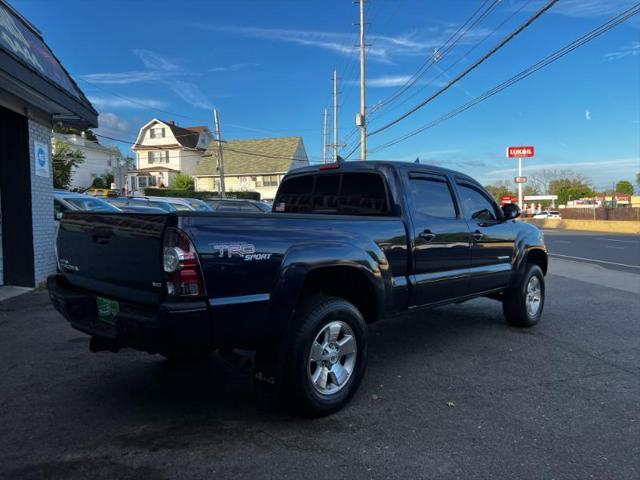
left=543, top=229, right=640, bottom=273
left=1, top=231, right=639, bottom=480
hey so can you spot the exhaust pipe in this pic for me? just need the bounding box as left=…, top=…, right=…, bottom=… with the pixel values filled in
left=89, top=336, right=120, bottom=353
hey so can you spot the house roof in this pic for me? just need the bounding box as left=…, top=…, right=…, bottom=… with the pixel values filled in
left=195, top=136, right=307, bottom=176
left=165, top=122, right=201, bottom=149
left=132, top=119, right=208, bottom=150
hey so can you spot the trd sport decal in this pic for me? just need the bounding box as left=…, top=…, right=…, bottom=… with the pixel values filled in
left=211, top=243, right=272, bottom=261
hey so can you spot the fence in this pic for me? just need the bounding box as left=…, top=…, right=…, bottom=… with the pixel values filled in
left=559, top=208, right=640, bottom=221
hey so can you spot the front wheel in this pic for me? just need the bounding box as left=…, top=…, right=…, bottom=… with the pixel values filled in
left=284, top=295, right=368, bottom=417
left=503, top=264, right=545, bottom=327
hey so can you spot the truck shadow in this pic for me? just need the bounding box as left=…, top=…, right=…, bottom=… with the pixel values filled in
left=86, top=297, right=511, bottom=416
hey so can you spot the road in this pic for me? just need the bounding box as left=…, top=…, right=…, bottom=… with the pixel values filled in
left=1, top=231, right=639, bottom=480
left=543, top=229, right=640, bottom=273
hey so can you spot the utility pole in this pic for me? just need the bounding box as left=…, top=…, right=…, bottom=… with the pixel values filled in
left=213, top=109, right=226, bottom=198
left=358, top=0, right=367, bottom=160
left=333, top=69, right=339, bottom=162
left=322, top=107, right=328, bottom=164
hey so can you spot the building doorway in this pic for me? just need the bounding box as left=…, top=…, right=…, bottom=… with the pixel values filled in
left=0, top=106, right=35, bottom=287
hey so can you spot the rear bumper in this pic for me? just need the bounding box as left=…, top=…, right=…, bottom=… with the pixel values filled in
left=47, top=275, right=211, bottom=354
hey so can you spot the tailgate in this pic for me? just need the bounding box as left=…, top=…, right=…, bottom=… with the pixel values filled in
left=57, top=212, right=170, bottom=305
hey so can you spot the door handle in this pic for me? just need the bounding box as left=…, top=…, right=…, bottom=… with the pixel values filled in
left=419, top=230, right=436, bottom=242
left=472, top=230, right=483, bottom=242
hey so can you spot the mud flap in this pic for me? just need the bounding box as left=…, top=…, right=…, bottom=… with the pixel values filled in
left=253, top=344, right=285, bottom=393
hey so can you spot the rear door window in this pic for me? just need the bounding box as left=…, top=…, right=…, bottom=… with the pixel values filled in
left=275, top=172, right=389, bottom=215
left=408, top=174, right=457, bottom=218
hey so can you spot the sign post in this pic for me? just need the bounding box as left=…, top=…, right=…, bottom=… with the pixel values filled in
left=506, top=146, right=535, bottom=206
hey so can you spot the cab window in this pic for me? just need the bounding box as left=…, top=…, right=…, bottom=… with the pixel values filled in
left=456, top=183, right=499, bottom=222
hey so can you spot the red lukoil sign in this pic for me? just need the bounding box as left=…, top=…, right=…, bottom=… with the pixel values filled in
left=506, top=146, right=535, bottom=158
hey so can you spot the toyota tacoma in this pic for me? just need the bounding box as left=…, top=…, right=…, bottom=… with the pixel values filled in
left=48, top=160, right=548, bottom=416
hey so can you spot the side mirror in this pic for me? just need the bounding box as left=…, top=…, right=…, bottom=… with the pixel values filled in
left=502, top=203, right=521, bottom=220
left=54, top=212, right=63, bottom=221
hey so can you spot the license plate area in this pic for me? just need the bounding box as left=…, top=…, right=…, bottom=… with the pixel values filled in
left=96, top=296, right=120, bottom=325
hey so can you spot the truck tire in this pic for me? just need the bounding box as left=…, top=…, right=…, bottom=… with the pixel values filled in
left=503, top=264, right=545, bottom=327
left=284, top=295, right=368, bottom=417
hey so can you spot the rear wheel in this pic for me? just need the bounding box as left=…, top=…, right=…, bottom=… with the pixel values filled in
left=284, top=295, right=368, bottom=417
left=503, top=264, right=545, bottom=327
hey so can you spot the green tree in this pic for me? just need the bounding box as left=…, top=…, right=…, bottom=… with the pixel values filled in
left=54, top=125, right=97, bottom=141
left=615, top=180, right=634, bottom=195
left=636, top=172, right=640, bottom=189
left=549, top=178, right=594, bottom=205
left=91, top=177, right=106, bottom=188
left=52, top=141, right=85, bottom=189
left=172, top=173, right=194, bottom=190
left=484, top=180, right=514, bottom=201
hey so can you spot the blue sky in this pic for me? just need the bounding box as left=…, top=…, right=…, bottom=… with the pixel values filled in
left=15, top=0, right=640, bottom=189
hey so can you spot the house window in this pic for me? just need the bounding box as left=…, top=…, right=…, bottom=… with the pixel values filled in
left=149, top=127, right=166, bottom=139
left=148, top=151, right=169, bottom=164
left=257, top=175, right=280, bottom=187
left=137, top=176, right=157, bottom=189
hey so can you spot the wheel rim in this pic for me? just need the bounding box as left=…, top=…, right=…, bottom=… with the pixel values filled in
left=307, top=320, right=357, bottom=396
left=526, top=276, right=542, bottom=317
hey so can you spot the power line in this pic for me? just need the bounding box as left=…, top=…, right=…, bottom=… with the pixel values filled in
left=368, top=2, right=640, bottom=154
left=368, top=0, right=534, bottom=125
left=369, top=0, right=501, bottom=118
left=368, top=0, right=559, bottom=137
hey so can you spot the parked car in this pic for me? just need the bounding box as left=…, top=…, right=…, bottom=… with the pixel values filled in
left=85, top=188, right=120, bottom=198
left=115, top=205, right=168, bottom=214
left=533, top=210, right=561, bottom=219
left=106, top=197, right=177, bottom=212
left=49, top=161, right=548, bottom=416
left=206, top=198, right=272, bottom=213
left=145, top=196, right=213, bottom=212
left=54, top=190, right=121, bottom=220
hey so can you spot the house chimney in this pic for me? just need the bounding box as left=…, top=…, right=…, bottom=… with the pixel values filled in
left=169, top=120, right=175, bottom=125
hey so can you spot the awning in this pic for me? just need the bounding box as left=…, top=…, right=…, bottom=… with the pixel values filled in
left=0, top=1, right=97, bottom=127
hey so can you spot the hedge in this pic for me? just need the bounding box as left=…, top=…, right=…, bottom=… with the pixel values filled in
left=144, top=188, right=261, bottom=201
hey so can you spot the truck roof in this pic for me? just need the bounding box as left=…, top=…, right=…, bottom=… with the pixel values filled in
left=286, top=160, right=478, bottom=184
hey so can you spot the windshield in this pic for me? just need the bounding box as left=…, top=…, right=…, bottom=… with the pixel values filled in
left=65, top=197, right=121, bottom=212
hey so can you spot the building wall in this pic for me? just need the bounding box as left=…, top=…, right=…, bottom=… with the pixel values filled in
left=136, top=147, right=181, bottom=171
left=195, top=173, right=284, bottom=200
left=29, top=119, right=56, bottom=285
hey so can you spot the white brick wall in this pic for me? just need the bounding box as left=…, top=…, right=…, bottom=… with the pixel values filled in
left=28, top=119, right=56, bottom=285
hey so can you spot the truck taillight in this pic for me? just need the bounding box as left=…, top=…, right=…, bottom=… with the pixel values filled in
left=163, top=228, right=206, bottom=297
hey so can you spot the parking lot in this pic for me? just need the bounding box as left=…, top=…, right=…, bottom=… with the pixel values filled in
left=1, top=230, right=639, bottom=480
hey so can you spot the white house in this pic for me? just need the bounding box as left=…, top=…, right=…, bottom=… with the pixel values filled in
left=52, top=132, right=123, bottom=190
left=129, top=119, right=213, bottom=193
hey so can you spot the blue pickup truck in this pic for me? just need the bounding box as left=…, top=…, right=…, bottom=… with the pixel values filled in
left=48, top=160, right=548, bottom=416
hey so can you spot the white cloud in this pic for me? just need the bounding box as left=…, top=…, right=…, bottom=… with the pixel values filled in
left=80, top=70, right=170, bottom=85
left=95, top=112, right=135, bottom=141
left=81, top=49, right=215, bottom=110
left=88, top=96, right=167, bottom=110
left=542, top=0, right=638, bottom=18
left=604, top=41, right=640, bottom=61
left=585, top=109, right=591, bottom=121
left=193, top=24, right=491, bottom=63
left=163, top=80, right=214, bottom=110
left=208, top=63, right=258, bottom=73
left=487, top=158, right=639, bottom=177
left=133, top=49, right=180, bottom=71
